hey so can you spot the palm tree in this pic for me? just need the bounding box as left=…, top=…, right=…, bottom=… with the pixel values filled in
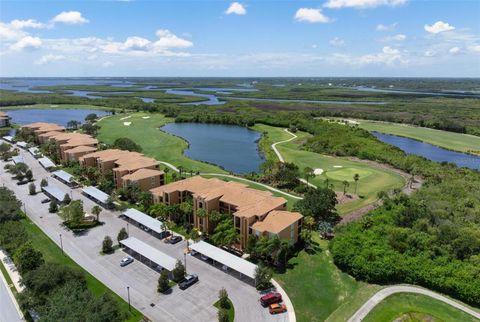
left=342, top=180, right=350, bottom=195
left=91, top=205, right=102, bottom=222
left=353, top=173, right=360, bottom=194
left=164, top=167, right=170, bottom=184
left=303, top=166, right=314, bottom=184
left=303, top=216, right=316, bottom=231
left=177, top=166, right=184, bottom=177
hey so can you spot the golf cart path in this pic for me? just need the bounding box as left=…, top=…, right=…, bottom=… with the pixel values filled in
left=347, top=285, right=480, bottom=322
left=271, top=129, right=297, bottom=162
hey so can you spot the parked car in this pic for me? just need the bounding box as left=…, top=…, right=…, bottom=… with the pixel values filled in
left=269, top=303, right=287, bottom=314
left=260, top=292, right=282, bottom=307
left=179, top=274, right=199, bottom=290
left=120, top=257, right=134, bottom=267
left=169, top=235, right=182, bottom=244
left=41, top=198, right=51, bottom=204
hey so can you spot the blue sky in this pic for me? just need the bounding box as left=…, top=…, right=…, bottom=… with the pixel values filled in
left=0, top=0, right=479, bottom=77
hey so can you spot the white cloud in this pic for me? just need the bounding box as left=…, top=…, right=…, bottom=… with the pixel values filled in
left=10, top=19, right=46, bottom=29
left=122, top=36, right=151, bottom=51
left=468, top=44, right=480, bottom=53
left=382, top=34, right=406, bottom=42
left=225, top=2, right=247, bottom=15
left=449, top=46, right=460, bottom=55
left=376, top=23, right=397, bottom=31
left=424, top=21, right=455, bottom=34
left=51, top=11, right=89, bottom=25
left=329, top=46, right=408, bottom=66
left=424, top=50, right=436, bottom=57
left=329, top=37, right=345, bottom=47
left=294, top=8, right=331, bottom=23
left=10, top=36, right=42, bottom=51
left=324, top=0, right=407, bottom=9
left=0, top=22, right=27, bottom=41
left=154, top=29, right=193, bottom=49
left=35, top=54, right=65, bottom=65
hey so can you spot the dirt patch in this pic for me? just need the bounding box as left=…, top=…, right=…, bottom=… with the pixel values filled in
left=336, top=192, right=359, bottom=205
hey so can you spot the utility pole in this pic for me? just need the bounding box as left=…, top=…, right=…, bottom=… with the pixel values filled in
left=127, top=222, right=129, bottom=235
left=184, top=252, right=187, bottom=273
left=59, top=234, right=64, bottom=255
left=127, top=286, right=131, bottom=312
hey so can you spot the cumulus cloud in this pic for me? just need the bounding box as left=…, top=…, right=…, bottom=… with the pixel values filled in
left=154, top=29, right=193, bottom=49
left=329, top=46, right=407, bottom=66
left=0, top=22, right=27, bottom=41
left=11, top=19, right=46, bottom=29
left=225, top=2, right=247, bottom=15
left=10, top=36, right=42, bottom=51
left=382, top=34, right=406, bottom=42
left=294, top=8, right=331, bottom=23
left=376, top=23, right=397, bottom=31
left=424, top=21, right=455, bottom=34
left=449, top=46, right=460, bottom=55
left=324, top=0, right=407, bottom=9
left=329, top=37, right=346, bottom=47
left=51, top=11, right=89, bottom=25
left=35, top=54, right=65, bottom=65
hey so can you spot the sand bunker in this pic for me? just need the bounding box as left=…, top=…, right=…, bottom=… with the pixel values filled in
left=142, top=116, right=150, bottom=119
left=123, top=122, right=131, bottom=126
left=314, top=168, right=324, bottom=175
left=50, top=105, right=59, bottom=107
left=333, top=165, right=343, bottom=168
left=120, top=116, right=131, bottom=120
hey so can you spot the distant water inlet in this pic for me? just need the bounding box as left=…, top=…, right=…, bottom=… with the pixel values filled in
left=372, top=132, right=480, bottom=170
left=161, top=123, right=265, bottom=174
left=5, top=108, right=110, bottom=127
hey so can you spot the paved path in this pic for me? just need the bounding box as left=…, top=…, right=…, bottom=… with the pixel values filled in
left=0, top=266, right=24, bottom=322
left=271, top=129, right=297, bottom=163
left=1, top=145, right=285, bottom=322
left=348, top=285, right=480, bottom=322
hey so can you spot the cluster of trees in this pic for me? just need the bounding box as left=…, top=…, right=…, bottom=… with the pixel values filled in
left=118, top=185, right=153, bottom=211
left=0, top=142, right=18, bottom=161
left=247, top=235, right=292, bottom=270
left=4, top=162, right=33, bottom=182
left=216, top=288, right=232, bottom=322
left=0, top=187, right=124, bottom=321
left=258, top=161, right=301, bottom=191
left=112, top=137, right=143, bottom=152
left=59, top=199, right=103, bottom=230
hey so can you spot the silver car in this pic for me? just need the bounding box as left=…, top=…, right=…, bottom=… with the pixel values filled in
left=120, top=256, right=134, bottom=267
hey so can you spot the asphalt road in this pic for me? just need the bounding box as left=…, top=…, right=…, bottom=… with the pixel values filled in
left=0, top=147, right=287, bottom=322
left=0, top=270, right=23, bottom=322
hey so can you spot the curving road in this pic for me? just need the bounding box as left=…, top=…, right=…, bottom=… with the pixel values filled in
left=348, top=285, right=480, bottom=322
left=271, top=129, right=297, bottom=163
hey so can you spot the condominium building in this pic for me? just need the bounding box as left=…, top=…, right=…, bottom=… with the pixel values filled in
left=0, top=112, right=10, bottom=127
left=79, top=149, right=164, bottom=190
left=150, top=176, right=303, bottom=249
left=22, top=122, right=66, bottom=141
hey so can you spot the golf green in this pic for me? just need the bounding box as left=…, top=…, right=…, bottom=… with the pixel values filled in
left=324, top=167, right=373, bottom=182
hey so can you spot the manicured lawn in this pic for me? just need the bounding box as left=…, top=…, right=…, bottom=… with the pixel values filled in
left=214, top=298, right=235, bottom=322
left=252, top=124, right=405, bottom=214
left=20, top=218, right=142, bottom=322
left=97, top=113, right=226, bottom=174
left=362, top=293, right=479, bottom=322
left=354, top=119, right=480, bottom=156
left=274, top=237, right=381, bottom=322
left=0, top=103, right=112, bottom=111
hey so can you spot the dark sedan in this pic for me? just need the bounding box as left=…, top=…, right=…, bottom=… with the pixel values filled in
left=179, top=274, right=198, bottom=290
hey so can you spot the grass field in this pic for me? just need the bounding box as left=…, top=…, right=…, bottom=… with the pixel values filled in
left=362, top=293, right=479, bottom=322
left=0, top=103, right=112, bottom=111
left=97, top=113, right=226, bottom=174
left=252, top=124, right=405, bottom=214
left=20, top=217, right=142, bottom=322
left=274, top=236, right=382, bottom=322
left=348, top=118, right=480, bottom=156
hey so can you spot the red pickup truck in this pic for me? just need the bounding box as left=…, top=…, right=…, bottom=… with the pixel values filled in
left=260, top=292, right=282, bottom=307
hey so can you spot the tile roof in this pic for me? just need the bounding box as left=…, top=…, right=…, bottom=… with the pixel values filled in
left=251, top=210, right=303, bottom=234
left=122, top=168, right=164, bottom=181
left=64, top=145, right=98, bottom=154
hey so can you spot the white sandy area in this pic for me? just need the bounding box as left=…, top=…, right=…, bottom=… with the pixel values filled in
left=120, top=116, right=131, bottom=120
left=314, top=168, right=324, bottom=175
left=123, top=122, right=131, bottom=126
left=50, top=105, right=59, bottom=107
left=142, top=116, right=150, bottom=119
left=333, top=165, right=343, bottom=168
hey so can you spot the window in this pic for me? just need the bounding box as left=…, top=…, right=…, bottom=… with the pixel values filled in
left=150, top=177, right=156, bottom=187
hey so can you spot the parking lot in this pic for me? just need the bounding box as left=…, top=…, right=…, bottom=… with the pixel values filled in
left=0, top=146, right=289, bottom=322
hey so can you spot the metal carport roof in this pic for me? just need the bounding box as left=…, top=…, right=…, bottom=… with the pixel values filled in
left=120, top=237, right=177, bottom=271
left=42, top=185, right=66, bottom=202
left=190, top=241, right=257, bottom=279
left=82, top=186, right=109, bottom=204
left=52, top=170, right=74, bottom=183
left=12, top=156, right=24, bottom=164
left=38, top=157, right=56, bottom=169
left=122, top=208, right=166, bottom=234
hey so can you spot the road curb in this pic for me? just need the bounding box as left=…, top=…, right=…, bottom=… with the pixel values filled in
left=271, top=278, right=296, bottom=322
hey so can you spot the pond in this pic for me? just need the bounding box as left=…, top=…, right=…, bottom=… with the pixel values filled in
left=161, top=123, right=264, bottom=174
left=5, top=108, right=110, bottom=127
left=372, top=132, right=480, bottom=170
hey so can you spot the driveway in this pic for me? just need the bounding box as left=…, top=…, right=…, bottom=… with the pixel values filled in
left=0, top=269, right=23, bottom=322
left=0, top=147, right=287, bottom=322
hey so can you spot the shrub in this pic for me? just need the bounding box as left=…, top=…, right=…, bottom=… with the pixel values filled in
left=29, top=183, right=36, bottom=195
left=157, top=270, right=170, bottom=293
left=172, top=260, right=185, bottom=282
left=117, top=228, right=128, bottom=244
left=218, top=288, right=229, bottom=309
left=102, top=236, right=113, bottom=254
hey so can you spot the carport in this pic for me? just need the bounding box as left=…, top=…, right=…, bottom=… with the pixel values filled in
left=190, top=241, right=257, bottom=283
left=120, top=237, right=177, bottom=276
left=121, top=208, right=168, bottom=239
left=12, top=156, right=24, bottom=164
left=82, top=186, right=111, bottom=208
left=38, top=157, right=56, bottom=171
left=42, top=185, right=66, bottom=203
left=52, top=170, right=76, bottom=187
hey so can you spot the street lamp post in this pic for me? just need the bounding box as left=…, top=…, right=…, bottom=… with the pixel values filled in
left=59, top=234, right=64, bottom=255
left=184, top=252, right=187, bottom=273
left=127, top=223, right=129, bottom=235
left=127, top=286, right=131, bottom=312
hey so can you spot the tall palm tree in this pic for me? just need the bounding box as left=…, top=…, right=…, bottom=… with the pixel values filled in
left=342, top=180, right=350, bottom=195
left=91, top=205, right=102, bottom=222
left=353, top=173, right=360, bottom=194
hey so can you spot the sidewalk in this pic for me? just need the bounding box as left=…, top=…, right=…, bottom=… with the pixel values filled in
left=0, top=249, right=24, bottom=292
